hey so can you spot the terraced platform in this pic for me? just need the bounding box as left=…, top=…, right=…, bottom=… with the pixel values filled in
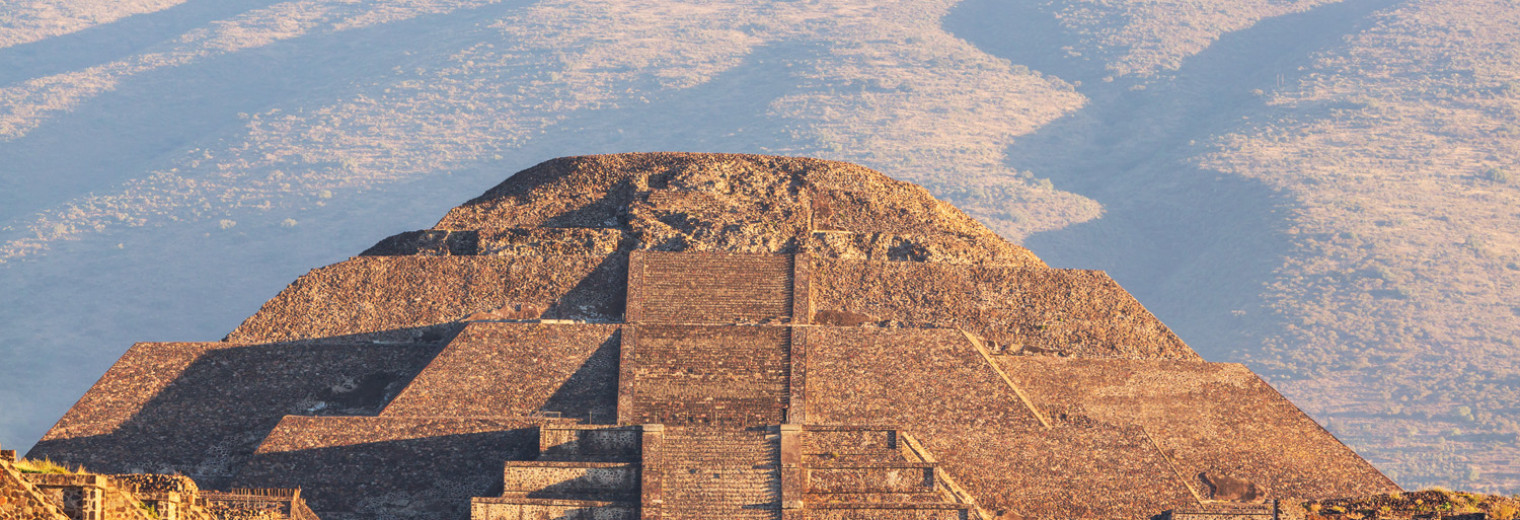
left=26, top=153, right=1397, bottom=520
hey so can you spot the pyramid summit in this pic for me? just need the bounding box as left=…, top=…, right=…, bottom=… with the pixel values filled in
left=27, top=153, right=1396, bottom=520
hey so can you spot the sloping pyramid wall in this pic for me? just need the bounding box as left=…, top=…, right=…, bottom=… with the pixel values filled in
left=28, top=153, right=1397, bottom=520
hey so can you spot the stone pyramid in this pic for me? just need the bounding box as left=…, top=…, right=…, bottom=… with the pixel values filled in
left=30, top=153, right=1398, bottom=520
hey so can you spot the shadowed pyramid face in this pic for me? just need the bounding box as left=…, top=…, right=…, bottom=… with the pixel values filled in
left=29, top=153, right=1396, bottom=520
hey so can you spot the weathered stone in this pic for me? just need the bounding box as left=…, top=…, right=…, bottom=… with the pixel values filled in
left=27, top=153, right=1397, bottom=520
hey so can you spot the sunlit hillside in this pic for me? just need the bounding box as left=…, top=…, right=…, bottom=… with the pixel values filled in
left=951, top=0, right=1520, bottom=492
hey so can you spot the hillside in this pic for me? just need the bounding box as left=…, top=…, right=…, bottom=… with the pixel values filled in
left=2, top=0, right=1519, bottom=493
left=947, top=0, right=1520, bottom=492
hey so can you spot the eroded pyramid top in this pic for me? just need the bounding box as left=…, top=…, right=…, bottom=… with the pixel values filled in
left=398, top=152, right=1044, bottom=265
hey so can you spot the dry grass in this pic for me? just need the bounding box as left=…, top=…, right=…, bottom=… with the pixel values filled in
left=12, top=457, right=77, bottom=474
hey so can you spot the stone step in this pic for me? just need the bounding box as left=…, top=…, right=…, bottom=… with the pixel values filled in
left=471, top=497, right=637, bottom=520
left=803, top=502, right=971, bottom=520
left=500, top=461, right=639, bottom=500
left=1169, top=503, right=1277, bottom=520
left=804, top=491, right=946, bottom=504
left=804, top=464, right=937, bottom=495
left=659, top=427, right=781, bottom=520
left=537, top=425, right=642, bottom=463
left=799, top=428, right=899, bottom=456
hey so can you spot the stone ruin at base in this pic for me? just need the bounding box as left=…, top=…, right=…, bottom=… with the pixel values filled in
left=18, top=153, right=1400, bottom=520
left=1, top=449, right=317, bottom=520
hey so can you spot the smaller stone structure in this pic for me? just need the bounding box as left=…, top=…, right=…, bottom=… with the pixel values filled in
left=0, top=450, right=316, bottom=520
left=471, top=425, right=641, bottom=520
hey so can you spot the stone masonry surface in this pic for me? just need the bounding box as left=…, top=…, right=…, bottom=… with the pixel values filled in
left=30, top=341, right=438, bottom=488
left=800, top=326, right=1200, bottom=517
left=656, top=427, right=778, bottom=520
left=811, top=258, right=1200, bottom=360
left=998, top=356, right=1401, bottom=500
left=381, top=323, right=620, bottom=421
left=621, top=325, right=789, bottom=426
left=628, top=252, right=793, bottom=325
left=31, top=153, right=1401, bottom=520
left=804, top=326, right=1045, bottom=434
left=235, top=416, right=542, bottom=520
left=227, top=254, right=625, bottom=343
left=0, top=458, right=68, bottom=520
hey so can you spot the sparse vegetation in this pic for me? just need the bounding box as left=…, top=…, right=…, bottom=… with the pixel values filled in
left=13, top=457, right=76, bottom=474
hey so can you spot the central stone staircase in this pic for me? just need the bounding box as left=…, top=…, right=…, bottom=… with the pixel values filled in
left=655, top=427, right=780, bottom=520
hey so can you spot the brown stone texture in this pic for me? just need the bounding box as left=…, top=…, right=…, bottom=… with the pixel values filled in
left=804, top=326, right=1044, bottom=434
left=806, top=231, right=1033, bottom=265
left=235, top=416, right=542, bottom=520
left=801, top=505, right=968, bottom=520
left=931, top=423, right=1198, bottom=519
left=791, top=426, right=975, bottom=517
left=998, top=357, right=1401, bottom=500
left=30, top=340, right=439, bottom=487
left=30, top=153, right=1400, bottom=520
left=811, top=258, right=1200, bottom=360
left=381, top=323, right=620, bottom=421
left=470, top=498, right=636, bottom=520
left=0, top=459, right=68, bottom=520
left=227, top=254, right=626, bottom=343
left=475, top=228, right=628, bottom=257
left=654, top=427, right=779, bottom=520
left=620, top=326, right=789, bottom=426
left=802, top=327, right=1196, bottom=517
left=361, top=228, right=630, bottom=258
left=201, top=489, right=319, bottom=520
left=431, top=153, right=1039, bottom=264
left=21, top=473, right=160, bottom=520
left=537, top=425, right=642, bottom=462
left=499, top=461, right=638, bottom=499
left=2, top=457, right=312, bottom=520
left=627, top=251, right=794, bottom=325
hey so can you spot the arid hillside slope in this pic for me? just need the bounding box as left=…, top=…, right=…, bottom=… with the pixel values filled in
left=951, top=0, right=1520, bottom=492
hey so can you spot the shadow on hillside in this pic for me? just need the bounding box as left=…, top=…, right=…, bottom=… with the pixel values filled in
left=940, top=0, right=1108, bottom=86
left=519, top=39, right=829, bottom=157
left=946, top=0, right=1404, bottom=360
left=0, top=0, right=284, bottom=86
left=0, top=0, right=534, bottom=223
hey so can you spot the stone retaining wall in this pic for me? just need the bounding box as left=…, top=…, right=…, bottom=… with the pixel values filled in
left=810, top=259, right=1199, bottom=360
left=998, top=356, right=1401, bottom=500
left=235, top=416, right=542, bottom=520
left=30, top=341, right=438, bottom=487
left=627, top=252, right=793, bottom=325
left=228, top=254, right=625, bottom=342
left=382, top=323, right=620, bottom=421
left=619, top=325, right=789, bottom=425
